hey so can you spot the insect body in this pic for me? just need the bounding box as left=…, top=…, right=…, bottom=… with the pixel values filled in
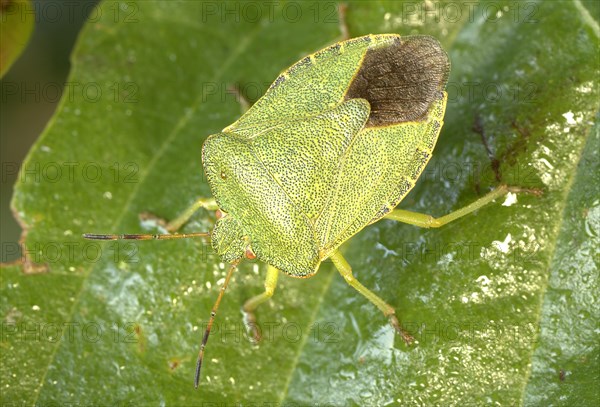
left=205, top=34, right=449, bottom=276
left=86, top=34, right=525, bottom=388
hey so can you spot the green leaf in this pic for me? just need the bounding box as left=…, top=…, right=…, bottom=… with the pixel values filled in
left=3, top=0, right=598, bottom=405
left=522, top=121, right=600, bottom=404
left=0, top=0, right=34, bottom=77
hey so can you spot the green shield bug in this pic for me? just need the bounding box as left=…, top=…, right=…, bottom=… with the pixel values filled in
left=85, top=33, right=534, bottom=388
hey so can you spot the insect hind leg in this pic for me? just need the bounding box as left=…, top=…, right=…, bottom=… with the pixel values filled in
left=337, top=3, right=350, bottom=40
left=384, top=185, right=542, bottom=228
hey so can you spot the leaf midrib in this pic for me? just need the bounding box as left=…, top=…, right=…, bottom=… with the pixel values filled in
left=517, top=120, right=599, bottom=405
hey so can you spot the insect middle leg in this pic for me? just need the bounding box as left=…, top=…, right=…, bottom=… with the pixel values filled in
left=384, top=185, right=541, bottom=228
left=330, top=250, right=414, bottom=344
left=226, top=85, right=251, bottom=114
left=242, top=264, right=279, bottom=342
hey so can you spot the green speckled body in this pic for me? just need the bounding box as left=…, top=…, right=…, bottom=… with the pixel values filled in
left=202, top=34, right=449, bottom=277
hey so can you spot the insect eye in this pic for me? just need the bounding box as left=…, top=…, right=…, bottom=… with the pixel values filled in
left=220, top=170, right=227, bottom=180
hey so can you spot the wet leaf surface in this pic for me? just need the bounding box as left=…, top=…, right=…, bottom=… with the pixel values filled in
left=2, top=1, right=598, bottom=405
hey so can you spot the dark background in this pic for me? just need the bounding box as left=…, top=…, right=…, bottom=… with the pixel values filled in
left=1, top=0, right=98, bottom=261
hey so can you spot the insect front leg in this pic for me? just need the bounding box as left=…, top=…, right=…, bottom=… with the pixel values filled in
left=384, top=185, right=542, bottom=228
left=164, top=197, right=219, bottom=232
left=242, top=264, right=279, bottom=343
left=140, top=197, right=219, bottom=233
left=330, top=250, right=414, bottom=345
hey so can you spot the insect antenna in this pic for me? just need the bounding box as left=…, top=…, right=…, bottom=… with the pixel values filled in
left=83, top=233, right=209, bottom=240
left=84, top=231, right=239, bottom=387
left=195, top=260, right=240, bottom=388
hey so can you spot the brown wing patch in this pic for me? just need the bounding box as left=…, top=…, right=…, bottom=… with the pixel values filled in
left=344, top=35, right=450, bottom=127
